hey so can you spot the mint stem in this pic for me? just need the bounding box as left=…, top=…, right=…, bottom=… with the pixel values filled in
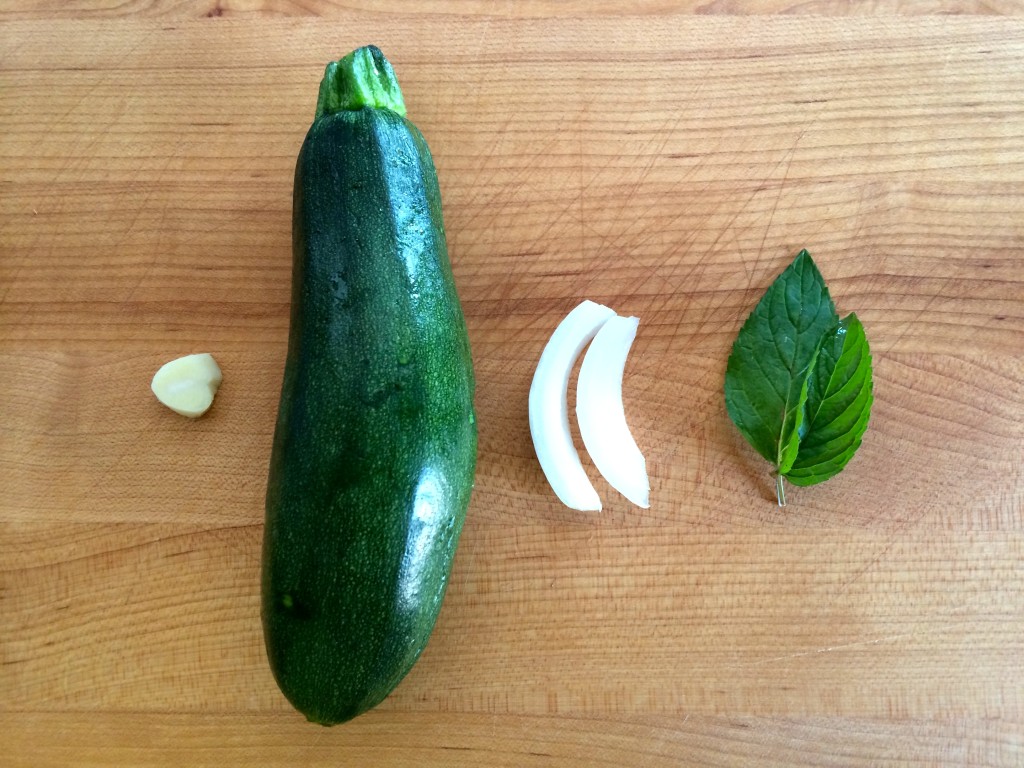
left=775, top=474, right=787, bottom=507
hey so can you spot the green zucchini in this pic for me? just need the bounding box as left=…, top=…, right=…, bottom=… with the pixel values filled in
left=262, top=46, right=477, bottom=726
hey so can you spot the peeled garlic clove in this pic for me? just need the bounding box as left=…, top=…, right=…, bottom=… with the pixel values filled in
left=151, top=353, right=223, bottom=418
left=529, top=300, right=615, bottom=511
left=576, top=315, right=649, bottom=508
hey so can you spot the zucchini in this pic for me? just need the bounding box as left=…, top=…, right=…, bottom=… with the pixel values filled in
left=262, top=46, right=477, bottom=726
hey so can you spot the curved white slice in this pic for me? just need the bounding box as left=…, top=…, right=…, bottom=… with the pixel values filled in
left=576, top=315, right=650, bottom=508
left=529, top=300, right=616, bottom=511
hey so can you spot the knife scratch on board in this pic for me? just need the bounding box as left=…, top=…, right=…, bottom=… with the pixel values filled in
left=722, top=633, right=914, bottom=669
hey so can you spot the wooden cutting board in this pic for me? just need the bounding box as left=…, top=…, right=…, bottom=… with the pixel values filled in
left=2, top=5, right=1023, bottom=765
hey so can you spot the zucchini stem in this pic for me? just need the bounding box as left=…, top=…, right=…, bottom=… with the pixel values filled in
left=315, top=45, right=407, bottom=121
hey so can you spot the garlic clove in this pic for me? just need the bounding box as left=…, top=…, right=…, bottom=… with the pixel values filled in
left=151, top=353, right=223, bottom=418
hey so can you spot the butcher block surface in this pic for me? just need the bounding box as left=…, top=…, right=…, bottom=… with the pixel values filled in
left=2, top=3, right=1023, bottom=765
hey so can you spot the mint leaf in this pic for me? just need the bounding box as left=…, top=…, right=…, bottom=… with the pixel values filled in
left=725, top=250, right=874, bottom=505
left=724, top=250, right=839, bottom=477
left=785, top=313, right=873, bottom=486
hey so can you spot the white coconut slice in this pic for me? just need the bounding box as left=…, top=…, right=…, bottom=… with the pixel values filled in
left=528, top=300, right=615, bottom=511
left=576, top=315, right=649, bottom=508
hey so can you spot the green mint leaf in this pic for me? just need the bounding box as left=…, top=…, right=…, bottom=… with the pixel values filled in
left=784, top=313, right=873, bottom=486
left=778, top=351, right=817, bottom=474
left=724, top=250, right=839, bottom=475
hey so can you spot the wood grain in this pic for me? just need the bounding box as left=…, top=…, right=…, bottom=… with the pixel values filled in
left=3, top=712, right=1022, bottom=767
left=2, top=0, right=1023, bottom=19
left=2, top=11, right=1023, bottom=766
